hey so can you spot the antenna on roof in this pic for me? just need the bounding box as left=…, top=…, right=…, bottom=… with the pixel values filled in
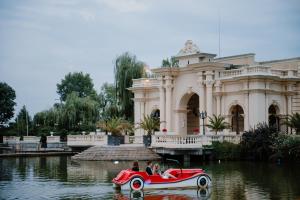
left=218, top=8, right=221, bottom=58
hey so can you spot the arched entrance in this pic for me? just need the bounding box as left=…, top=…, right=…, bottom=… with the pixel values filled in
left=151, top=109, right=160, bottom=132
left=229, top=105, right=244, bottom=134
left=268, top=105, right=280, bottom=130
left=187, top=93, right=199, bottom=134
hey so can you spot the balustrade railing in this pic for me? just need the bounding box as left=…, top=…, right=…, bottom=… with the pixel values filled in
left=125, top=136, right=143, bottom=144
left=151, top=134, right=241, bottom=148
left=67, top=135, right=107, bottom=146
left=220, top=65, right=297, bottom=79
left=132, top=78, right=160, bottom=88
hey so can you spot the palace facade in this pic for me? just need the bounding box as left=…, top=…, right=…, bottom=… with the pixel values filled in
left=130, top=40, right=300, bottom=136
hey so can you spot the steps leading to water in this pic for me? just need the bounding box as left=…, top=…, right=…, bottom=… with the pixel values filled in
left=72, top=145, right=161, bottom=161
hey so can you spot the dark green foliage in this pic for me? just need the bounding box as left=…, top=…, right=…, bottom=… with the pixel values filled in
left=114, top=52, right=145, bottom=121
left=241, top=123, right=278, bottom=160
left=270, top=134, right=300, bottom=161
left=283, top=113, right=300, bottom=134
left=15, top=105, right=32, bottom=136
left=0, top=82, right=16, bottom=126
left=211, top=141, right=241, bottom=160
left=57, top=72, right=97, bottom=102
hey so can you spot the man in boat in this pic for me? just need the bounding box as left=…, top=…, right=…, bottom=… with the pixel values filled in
left=145, top=161, right=153, bottom=175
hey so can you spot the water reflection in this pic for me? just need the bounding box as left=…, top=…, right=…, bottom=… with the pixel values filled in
left=114, top=188, right=211, bottom=200
left=0, top=157, right=300, bottom=200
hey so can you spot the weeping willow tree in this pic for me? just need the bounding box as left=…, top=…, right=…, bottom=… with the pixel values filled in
left=33, top=92, right=99, bottom=134
left=58, top=92, right=99, bottom=131
left=114, top=52, right=145, bottom=121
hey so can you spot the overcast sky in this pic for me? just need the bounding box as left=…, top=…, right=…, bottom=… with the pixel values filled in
left=0, top=0, right=300, bottom=118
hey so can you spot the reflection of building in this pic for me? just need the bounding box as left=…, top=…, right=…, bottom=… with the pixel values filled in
left=130, top=40, right=300, bottom=135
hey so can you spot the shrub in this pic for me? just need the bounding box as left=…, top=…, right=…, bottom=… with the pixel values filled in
left=241, top=123, right=278, bottom=161
left=211, top=141, right=241, bottom=160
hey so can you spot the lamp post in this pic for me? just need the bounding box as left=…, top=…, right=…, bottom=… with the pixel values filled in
left=199, top=111, right=207, bottom=135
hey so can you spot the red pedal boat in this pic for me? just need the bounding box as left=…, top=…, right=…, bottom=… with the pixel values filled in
left=112, top=168, right=211, bottom=191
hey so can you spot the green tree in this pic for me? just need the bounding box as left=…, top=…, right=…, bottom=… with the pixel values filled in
left=206, top=114, right=229, bottom=135
left=139, top=115, right=160, bottom=135
left=98, top=83, right=119, bottom=120
left=114, top=52, right=145, bottom=121
left=161, top=57, right=179, bottom=67
left=283, top=113, right=300, bottom=134
left=58, top=92, right=99, bottom=131
left=0, top=82, right=16, bottom=127
left=16, top=105, right=32, bottom=136
left=241, top=123, right=278, bottom=161
left=57, top=72, right=97, bottom=102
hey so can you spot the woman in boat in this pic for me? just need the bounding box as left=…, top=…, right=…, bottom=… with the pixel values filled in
left=152, top=163, right=161, bottom=175
left=153, top=163, right=176, bottom=179
left=132, top=161, right=139, bottom=171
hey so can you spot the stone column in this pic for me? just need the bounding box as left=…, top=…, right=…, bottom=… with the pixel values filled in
left=197, top=72, right=205, bottom=135
left=134, top=98, right=141, bottom=136
left=165, top=76, right=173, bottom=131
left=243, top=81, right=249, bottom=130
left=140, top=96, right=145, bottom=135
left=159, top=77, right=165, bottom=130
left=215, top=80, right=221, bottom=116
left=205, top=71, right=214, bottom=118
left=287, top=84, right=293, bottom=115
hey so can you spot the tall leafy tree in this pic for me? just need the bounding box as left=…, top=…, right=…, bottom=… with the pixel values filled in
left=114, top=52, right=145, bottom=121
left=16, top=105, right=31, bottom=136
left=98, top=83, right=119, bottom=119
left=0, top=82, right=16, bottom=127
left=57, top=72, right=97, bottom=101
left=58, top=92, right=99, bottom=131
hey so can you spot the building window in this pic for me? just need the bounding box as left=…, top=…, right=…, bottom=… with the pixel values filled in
left=230, top=105, right=244, bottom=134
left=268, top=105, right=280, bottom=131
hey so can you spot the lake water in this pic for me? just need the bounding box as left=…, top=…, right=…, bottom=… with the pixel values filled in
left=0, top=156, right=300, bottom=200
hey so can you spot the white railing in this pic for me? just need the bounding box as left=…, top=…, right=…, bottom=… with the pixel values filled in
left=124, top=136, right=144, bottom=144
left=47, top=136, right=60, bottom=143
left=221, top=69, right=243, bottom=78
left=3, top=136, right=20, bottom=144
left=132, top=78, right=160, bottom=88
left=67, top=135, right=107, bottom=146
left=220, top=65, right=297, bottom=79
left=151, top=134, right=242, bottom=148
left=23, top=136, right=41, bottom=143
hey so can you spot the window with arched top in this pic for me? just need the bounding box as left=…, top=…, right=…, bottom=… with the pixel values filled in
left=268, top=105, right=280, bottom=131
left=150, top=109, right=160, bottom=119
left=230, top=105, right=244, bottom=134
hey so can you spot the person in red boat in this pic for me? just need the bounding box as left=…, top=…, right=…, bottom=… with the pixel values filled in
left=152, top=163, right=161, bottom=175
left=145, top=161, right=153, bottom=175
left=132, top=161, right=139, bottom=172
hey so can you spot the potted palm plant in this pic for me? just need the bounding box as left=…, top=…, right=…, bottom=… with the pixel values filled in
left=206, top=114, right=230, bottom=135
left=139, top=115, right=160, bottom=146
left=97, top=118, right=132, bottom=145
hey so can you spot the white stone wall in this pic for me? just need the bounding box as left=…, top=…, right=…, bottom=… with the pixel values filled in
left=130, top=41, right=300, bottom=136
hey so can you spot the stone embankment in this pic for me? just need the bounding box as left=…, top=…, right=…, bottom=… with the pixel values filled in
left=72, top=145, right=161, bottom=161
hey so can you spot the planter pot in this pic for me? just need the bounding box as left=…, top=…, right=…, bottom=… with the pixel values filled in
left=108, top=135, right=125, bottom=146
left=143, top=135, right=152, bottom=147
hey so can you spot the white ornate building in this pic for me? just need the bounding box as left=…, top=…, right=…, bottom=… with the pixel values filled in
left=130, top=40, right=300, bottom=136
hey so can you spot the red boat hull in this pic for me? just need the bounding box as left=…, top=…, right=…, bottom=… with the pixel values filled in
left=112, top=169, right=211, bottom=190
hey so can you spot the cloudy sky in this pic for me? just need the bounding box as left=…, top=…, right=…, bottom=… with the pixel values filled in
left=0, top=0, right=300, bottom=118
